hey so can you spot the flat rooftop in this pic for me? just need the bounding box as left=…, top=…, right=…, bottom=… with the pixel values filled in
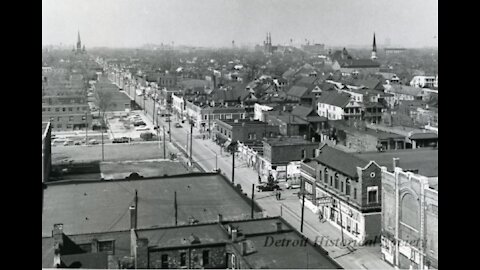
left=355, top=148, right=438, bottom=177
left=264, top=136, right=317, bottom=146
left=217, top=119, right=268, bottom=126
left=42, top=173, right=260, bottom=237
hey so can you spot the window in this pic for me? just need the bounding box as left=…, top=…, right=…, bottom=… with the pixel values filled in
left=66, top=124, right=72, bottom=129
left=50, top=117, right=55, bottom=122
left=353, top=188, right=357, bottom=199
left=82, top=116, right=86, bottom=121
left=324, top=168, right=329, bottom=183
left=48, top=108, right=51, bottom=112
left=55, top=108, right=60, bottom=112
left=330, top=176, right=333, bottom=186
left=69, top=116, right=74, bottom=122
left=367, top=186, right=378, bottom=203
left=346, top=180, right=351, bottom=195
left=180, top=252, right=187, bottom=267
left=334, top=173, right=339, bottom=189
left=57, top=117, right=62, bottom=121
left=202, top=250, right=210, bottom=265
left=301, top=149, right=306, bottom=159
left=312, top=149, right=316, bottom=158
left=42, top=108, right=46, bottom=112
left=62, top=107, right=66, bottom=112
left=77, top=107, right=80, bottom=111
left=68, top=107, right=73, bottom=111
left=161, top=254, right=169, bottom=269
left=340, top=181, right=344, bottom=193
left=98, top=240, right=114, bottom=255
left=57, top=124, right=62, bottom=128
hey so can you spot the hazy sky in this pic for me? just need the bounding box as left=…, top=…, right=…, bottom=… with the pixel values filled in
left=42, top=0, right=438, bottom=48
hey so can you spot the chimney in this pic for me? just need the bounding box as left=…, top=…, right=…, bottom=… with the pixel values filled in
left=218, top=214, right=223, bottom=223
left=53, top=224, right=64, bottom=268
left=393, top=158, right=400, bottom=169
left=275, top=221, right=282, bottom=232
left=130, top=205, right=137, bottom=230
left=231, top=228, right=238, bottom=242
left=241, top=241, right=248, bottom=256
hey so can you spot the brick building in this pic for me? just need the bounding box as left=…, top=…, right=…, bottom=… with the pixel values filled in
left=42, top=122, right=52, bottom=183
left=257, top=137, right=318, bottom=181
left=43, top=216, right=342, bottom=269
left=380, top=165, right=438, bottom=269
left=42, top=73, right=92, bottom=131
left=299, top=144, right=382, bottom=244
left=214, top=119, right=280, bottom=144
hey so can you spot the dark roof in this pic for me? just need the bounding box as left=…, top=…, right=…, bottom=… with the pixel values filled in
left=338, top=59, right=380, bottom=68
left=287, top=85, right=314, bottom=98
left=388, top=85, right=423, bottom=96
left=316, top=91, right=351, bottom=108
left=355, top=148, right=438, bottom=177
left=409, top=132, right=438, bottom=140
left=295, top=76, right=319, bottom=86
left=42, top=217, right=341, bottom=269
left=42, top=173, right=259, bottom=237
left=314, top=144, right=370, bottom=178
left=99, top=160, right=189, bottom=180
left=291, top=105, right=315, bottom=118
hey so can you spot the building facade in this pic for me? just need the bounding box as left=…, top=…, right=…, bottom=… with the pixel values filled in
left=299, top=144, right=383, bottom=244
left=381, top=166, right=438, bottom=269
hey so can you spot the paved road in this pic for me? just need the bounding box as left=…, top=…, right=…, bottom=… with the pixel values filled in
left=123, top=84, right=393, bottom=270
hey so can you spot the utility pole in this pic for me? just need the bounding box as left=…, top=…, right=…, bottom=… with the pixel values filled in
left=153, top=91, right=157, bottom=126
left=232, top=147, right=235, bottom=185
left=215, top=153, right=218, bottom=171
left=168, top=117, right=171, bottom=142
left=163, top=127, right=166, bottom=159
left=134, top=189, right=138, bottom=227
left=300, top=192, right=305, bottom=233
left=189, top=121, right=193, bottom=166
left=174, top=191, right=177, bottom=226
left=338, top=197, right=345, bottom=246
left=251, top=184, right=255, bottom=218
left=85, top=111, right=88, bottom=143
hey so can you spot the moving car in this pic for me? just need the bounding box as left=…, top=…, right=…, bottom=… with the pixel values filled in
left=256, top=183, right=281, bottom=192
left=175, top=123, right=182, bottom=128
left=133, top=121, right=146, bottom=127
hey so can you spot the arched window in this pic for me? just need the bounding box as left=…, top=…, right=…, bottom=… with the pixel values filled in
left=346, top=179, right=351, bottom=195
left=334, top=173, right=339, bottom=189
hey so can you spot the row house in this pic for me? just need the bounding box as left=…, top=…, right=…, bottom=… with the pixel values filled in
left=214, top=119, right=280, bottom=145
left=299, top=144, right=383, bottom=244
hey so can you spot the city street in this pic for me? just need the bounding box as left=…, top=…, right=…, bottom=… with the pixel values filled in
left=125, top=87, right=393, bottom=270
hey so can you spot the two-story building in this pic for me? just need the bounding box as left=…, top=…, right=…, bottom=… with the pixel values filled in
left=214, top=119, right=280, bottom=145
left=257, top=137, right=319, bottom=182
left=299, top=144, right=383, bottom=244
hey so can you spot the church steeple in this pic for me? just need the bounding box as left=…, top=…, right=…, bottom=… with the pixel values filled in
left=76, top=31, right=82, bottom=51
left=371, top=32, right=377, bottom=60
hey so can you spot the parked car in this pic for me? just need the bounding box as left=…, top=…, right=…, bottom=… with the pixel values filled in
left=113, top=137, right=132, bottom=143
left=256, top=183, right=281, bottom=192
left=63, top=140, right=74, bottom=146
left=88, top=139, right=99, bottom=145
left=285, top=179, right=301, bottom=189
left=135, top=126, right=150, bottom=131
left=74, top=141, right=82, bottom=145
left=133, top=121, right=146, bottom=127
left=175, top=123, right=182, bottom=128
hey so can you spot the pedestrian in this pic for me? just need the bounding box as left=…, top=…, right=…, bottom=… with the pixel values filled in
left=278, top=191, right=281, bottom=200
left=258, top=176, right=262, bottom=184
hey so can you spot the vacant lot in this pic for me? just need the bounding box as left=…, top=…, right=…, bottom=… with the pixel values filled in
left=52, top=142, right=177, bottom=163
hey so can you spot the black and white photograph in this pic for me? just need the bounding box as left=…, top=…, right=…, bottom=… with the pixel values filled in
left=42, top=0, right=438, bottom=269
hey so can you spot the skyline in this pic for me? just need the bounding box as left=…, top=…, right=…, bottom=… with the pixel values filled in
left=42, top=0, right=438, bottom=49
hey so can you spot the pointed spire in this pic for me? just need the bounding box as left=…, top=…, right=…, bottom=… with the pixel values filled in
left=373, top=32, right=376, bottom=52
left=77, top=30, right=82, bottom=51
